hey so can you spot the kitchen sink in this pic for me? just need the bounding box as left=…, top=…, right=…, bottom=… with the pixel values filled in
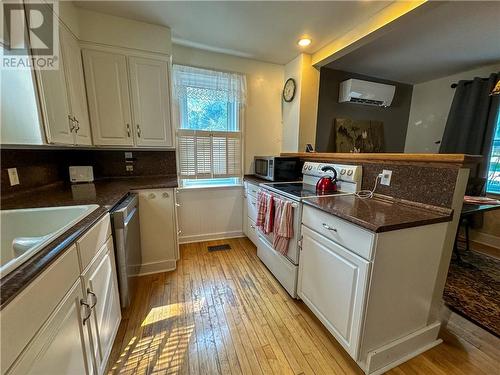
left=0, top=205, right=99, bottom=277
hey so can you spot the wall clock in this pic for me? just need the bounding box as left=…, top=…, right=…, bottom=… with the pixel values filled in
left=283, top=78, right=296, bottom=102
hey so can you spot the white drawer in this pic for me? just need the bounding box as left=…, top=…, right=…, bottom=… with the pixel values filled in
left=77, top=213, right=111, bottom=271
left=245, top=181, right=260, bottom=198
left=246, top=218, right=259, bottom=246
left=247, top=195, right=258, bottom=222
left=302, top=205, right=375, bottom=260
left=0, top=245, right=80, bottom=373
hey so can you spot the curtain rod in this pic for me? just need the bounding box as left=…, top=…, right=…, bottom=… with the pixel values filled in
left=450, top=77, right=490, bottom=88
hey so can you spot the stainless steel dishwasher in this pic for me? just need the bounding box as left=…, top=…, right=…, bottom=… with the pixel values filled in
left=111, top=193, right=142, bottom=308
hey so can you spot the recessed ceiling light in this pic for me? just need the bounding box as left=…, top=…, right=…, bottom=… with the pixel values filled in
left=297, top=38, right=312, bottom=47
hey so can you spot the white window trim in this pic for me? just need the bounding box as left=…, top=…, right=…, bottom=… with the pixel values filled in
left=172, top=64, right=246, bottom=189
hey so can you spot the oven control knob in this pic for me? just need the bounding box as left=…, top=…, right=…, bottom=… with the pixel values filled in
left=347, top=170, right=353, bottom=176
left=340, top=169, right=346, bottom=175
left=308, top=165, right=312, bottom=170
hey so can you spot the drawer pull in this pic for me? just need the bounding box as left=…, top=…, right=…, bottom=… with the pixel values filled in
left=252, top=203, right=256, bottom=207
left=322, top=223, right=337, bottom=232
left=250, top=225, right=256, bottom=229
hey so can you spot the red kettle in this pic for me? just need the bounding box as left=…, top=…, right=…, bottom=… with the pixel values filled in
left=316, top=166, right=338, bottom=193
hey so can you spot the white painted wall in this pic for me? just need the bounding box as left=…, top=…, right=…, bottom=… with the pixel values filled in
left=282, top=54, right=320, bottom=153
left=405, top=63, right=500, bottom=153
left=282, top=55, right=302, bottom=152
left=172, top=44, right=284, bottom=174
left=176, top=187, right=244, bottom=243
left=58, top=2, right=172, bottom=55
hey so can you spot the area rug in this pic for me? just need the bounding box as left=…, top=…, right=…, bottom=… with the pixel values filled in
left=443, top=250, right=500, bottom=337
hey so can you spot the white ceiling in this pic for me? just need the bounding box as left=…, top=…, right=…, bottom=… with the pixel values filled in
left=74, top=0, right=392, bottom=65
left=325, top=1, right=500, bottom=84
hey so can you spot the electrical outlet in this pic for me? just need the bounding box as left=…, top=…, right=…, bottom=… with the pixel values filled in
left=124, top=152, right=133, bottom=159
left=7, top=168, right=20, bottom=186
left=126, top=165, right=134, bottom=172
left=380, top=169, right=392, bottom=186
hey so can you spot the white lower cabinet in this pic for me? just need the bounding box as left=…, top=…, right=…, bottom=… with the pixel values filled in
left=3, top=214, right=121, bottom=375
left=136, top=189, right=178, bottom=274
left=244, top=181, right=260, bottom=246
left=7, top=280, right=92, bottom=375
left=298, top=225, right=369, bottom=359
left=82, top=238, right=121, bottom=375
left=299, top=205, right=450, bottom=374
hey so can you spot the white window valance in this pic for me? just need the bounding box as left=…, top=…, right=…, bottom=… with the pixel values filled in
left=173, top=65, right=247, bottom=105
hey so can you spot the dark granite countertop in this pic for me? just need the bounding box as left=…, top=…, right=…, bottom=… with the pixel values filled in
left=243, top=174, right=270, bottom=185
left=0, top=175, right=177, bottom=309
left=302, top=194, right=453, bottom=233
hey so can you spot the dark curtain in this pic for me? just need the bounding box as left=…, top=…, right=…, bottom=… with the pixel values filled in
left=440, top=72, right=500, bottom=184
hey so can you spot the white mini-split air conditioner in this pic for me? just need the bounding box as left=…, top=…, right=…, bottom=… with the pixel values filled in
left=339, top=78, right=396, bottom=107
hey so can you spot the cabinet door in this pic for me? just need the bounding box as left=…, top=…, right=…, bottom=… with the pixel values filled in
left=60, top=26, right=92, bottom=145
left=82, top=49, right=133, bottom=146
left=82, top=238, right=121, bottom=374
left=137, top=189, right=177, bottom=272
left=298, top=226, right=369, bottom=359
left=37, top=54, right=73, bottom=145
left=128, top=57, right=173, bottom=147
left=8, top=280, right=93, bottom=375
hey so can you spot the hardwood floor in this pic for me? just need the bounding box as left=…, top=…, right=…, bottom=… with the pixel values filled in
left=107, top=238, right=500, bottom=375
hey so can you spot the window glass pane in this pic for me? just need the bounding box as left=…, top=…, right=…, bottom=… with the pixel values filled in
left=486, top=108, right=500, bottom=194
left=182, top=86, right=237, bottom=132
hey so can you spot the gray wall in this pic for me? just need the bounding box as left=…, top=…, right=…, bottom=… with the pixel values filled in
left=315, top=68, right=413, bottom=152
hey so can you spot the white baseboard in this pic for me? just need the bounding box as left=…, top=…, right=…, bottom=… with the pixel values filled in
left=138, top=259, right=177, bottom=276
left=363, top=321, right=442, bottom=374
left=470, top=231, right=500, bottom=249
left=178, top=231, right=245, bottom=244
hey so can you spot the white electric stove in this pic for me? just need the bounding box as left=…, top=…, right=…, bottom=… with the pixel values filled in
left=256, top=162, right=362, bottom=298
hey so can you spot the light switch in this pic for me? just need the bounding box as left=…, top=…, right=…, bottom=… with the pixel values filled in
left=7, top=168, right=20, bottom=186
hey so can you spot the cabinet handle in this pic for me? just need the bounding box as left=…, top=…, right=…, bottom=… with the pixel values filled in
left=250, top=225, right=256, bottom=229
left=87, top=288, right=97, bottom=309
left=136, top=124, right=141, bottom=138
left=68, top=115, right=75, bottom=132
left=74, top=118, right=80, bottom=133
left=252, top=202, right=256, bottom=206
left=175, top=203, right=181, bottom=207
left=80, top=299, right=91, bottom=325
left=177, top=229, right=182, bottom=235
left=322, top=223, right=337, bottom=232
left=126, top=124, right=131, bottom=138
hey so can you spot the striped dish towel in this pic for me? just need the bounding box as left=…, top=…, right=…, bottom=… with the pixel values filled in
left=256, top=189, right=274, bottom=234
left=273, top=198, right=294, bottom=255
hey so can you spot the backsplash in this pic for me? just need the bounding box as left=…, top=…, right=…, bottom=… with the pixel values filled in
left=308, top=159, right=459, bottom=208
left=1, top=149, right=176, bottom=197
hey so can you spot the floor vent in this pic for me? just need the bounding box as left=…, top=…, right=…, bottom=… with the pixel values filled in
left=208, top=244, right=231, bottom=252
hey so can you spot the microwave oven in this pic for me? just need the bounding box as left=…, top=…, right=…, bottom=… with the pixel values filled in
left=254, top=156, right=301, bottom=181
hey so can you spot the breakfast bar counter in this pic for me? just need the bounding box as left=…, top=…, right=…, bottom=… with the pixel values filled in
left=302, top=194, right=453, bottom=233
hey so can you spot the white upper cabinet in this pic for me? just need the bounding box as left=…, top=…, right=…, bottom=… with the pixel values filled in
left=83, top=47, right=173, bottom=148
left=37, top=24, right=93, bottom=146
left=60, top=26, right=92, bottom=146
left=82, top=49, right=134, bottom=146
left=37, top=53, right=73, bottom=145
left=129, top=57, right=173, bottom=147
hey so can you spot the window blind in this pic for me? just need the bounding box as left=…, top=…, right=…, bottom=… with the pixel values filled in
left=177, top=129, right=241, bottom=179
